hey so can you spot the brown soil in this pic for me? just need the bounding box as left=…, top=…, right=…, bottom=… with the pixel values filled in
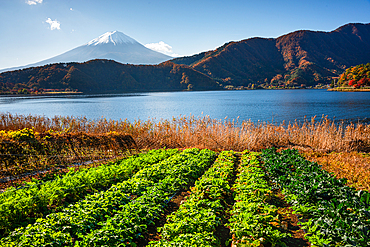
left=215, top=220, right=232, bottom=247
left=214, top=153, right=241, bottom=247
left=270, top=190, right=310, bottom=247
left=135, top=190, right=191, bottom=246
left=283, top=208, right=310, bottom=247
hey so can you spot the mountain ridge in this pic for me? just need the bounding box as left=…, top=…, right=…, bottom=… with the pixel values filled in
left=1, top=23, right=370, bottom=94
left=172, top=22, right=370, bottom=87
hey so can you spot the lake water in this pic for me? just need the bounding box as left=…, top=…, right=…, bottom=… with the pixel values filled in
left=0, top=89, right=369, bottom=124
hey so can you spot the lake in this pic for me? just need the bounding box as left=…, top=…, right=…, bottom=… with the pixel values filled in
left=0, top=89, right=369, bottom=124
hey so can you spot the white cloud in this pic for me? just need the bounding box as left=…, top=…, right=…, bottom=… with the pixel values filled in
left=26, top=0, right=43, bottom=5
left=145, top=41, right=180, bottom=57
left=46, top=18, right=61, bottom=30
left=70, top=8, right=73, bottom=11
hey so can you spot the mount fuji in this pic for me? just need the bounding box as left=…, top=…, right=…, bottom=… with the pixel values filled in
left=0, top=31, right=172, bottom=73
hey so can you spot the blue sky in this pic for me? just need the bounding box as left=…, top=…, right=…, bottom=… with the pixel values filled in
left=1, top=0, right=370, bottom=70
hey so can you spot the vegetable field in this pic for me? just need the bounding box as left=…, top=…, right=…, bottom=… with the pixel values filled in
left=0, top=148, right=369, bottom=246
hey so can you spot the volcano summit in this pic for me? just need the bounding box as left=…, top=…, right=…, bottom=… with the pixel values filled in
left=0, top=31, right=172, bottom=73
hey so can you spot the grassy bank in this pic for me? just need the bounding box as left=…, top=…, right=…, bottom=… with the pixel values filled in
left=1, top=113, right=368, bottom=152
left=0, top=113, right=369, bottom=190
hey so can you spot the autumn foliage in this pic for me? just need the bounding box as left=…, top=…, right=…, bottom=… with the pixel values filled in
left=339, top=63, right=370, bottom=88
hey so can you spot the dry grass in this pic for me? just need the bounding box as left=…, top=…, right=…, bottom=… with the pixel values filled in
left=1, top=113, right=369, bottom=190
left=303, top=152, right=370, bottom=192
left=0, top=113, right=369, bottom=153
left=0, top=130, right=137, bottom=180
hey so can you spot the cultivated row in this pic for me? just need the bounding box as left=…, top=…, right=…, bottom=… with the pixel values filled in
left=227, top=151, right=289, bottom=246
left=262, top=148, right=370, bottom=246
left=1, top=148, right=369, bottom=246
left=1, top=148, right=216, bottom=246
left=0, top=148, right=178, bottom=237
left=149, top=150, right=236, bottom=246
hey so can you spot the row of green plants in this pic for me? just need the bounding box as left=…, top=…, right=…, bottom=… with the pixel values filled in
left=261, top=148, right=370, bottom=246
left=1, top=147, right=369, bottom=246
left=148, top=150, right=236, bottom=246
left=77, top=148, right=216, bottom=246
left=1, top=148, right=217, bottom=246
left=0, top=148, right=178, bottom=237
left=227, top=151, right=289, bottom=247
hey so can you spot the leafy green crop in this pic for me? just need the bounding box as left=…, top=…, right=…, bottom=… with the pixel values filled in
left=3, top=147, right=368, bottom=246
left=0, top=148, right=178, bottom=237
left=227, top=151, right=289, bottom=247
left=261, top=148, right=370, bottom=246
left=148, top=151, right=236, bottom=246
left=75, top=148, right=217, bottom=246
left=1, top=148, right=216, bottom=247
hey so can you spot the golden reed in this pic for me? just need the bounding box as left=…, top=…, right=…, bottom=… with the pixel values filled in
left=0, top=113, right=369, bottom=191
left=0, top=113, right=369, bottom=153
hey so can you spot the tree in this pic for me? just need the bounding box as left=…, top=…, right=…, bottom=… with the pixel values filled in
left=338, top=63, right=370, bottom=88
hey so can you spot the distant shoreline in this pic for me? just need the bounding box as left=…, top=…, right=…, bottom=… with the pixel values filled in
left=0, top=88, right=334, bottom=97
left=328, top=87, right=370, bottom=92
left=0, top=91, right=83, bottom=97
left=3, top=87, right=370, bottom=97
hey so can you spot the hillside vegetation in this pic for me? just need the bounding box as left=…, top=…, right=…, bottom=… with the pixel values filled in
left=173, top=23, right=370, bottom=89
left=0, top=60, right=220, bottom=94
left=336, top=63, right=370, bottom=88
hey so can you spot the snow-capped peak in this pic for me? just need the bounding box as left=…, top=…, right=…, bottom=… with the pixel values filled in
left=86, top=31, right=138, bottom=46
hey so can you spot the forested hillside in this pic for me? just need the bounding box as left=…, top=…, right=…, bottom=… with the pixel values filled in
left=0, top=60, right=220, bottom=94
left=172, top=23, right=370, bottom=88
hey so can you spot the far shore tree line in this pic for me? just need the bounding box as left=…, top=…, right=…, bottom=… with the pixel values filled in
left=332, top=63, right=370, bottom=89
left=1, top=62, right=370, bottom=94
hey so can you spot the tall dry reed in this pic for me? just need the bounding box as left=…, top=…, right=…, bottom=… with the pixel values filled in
left=0, top=113, right=369, bottom=153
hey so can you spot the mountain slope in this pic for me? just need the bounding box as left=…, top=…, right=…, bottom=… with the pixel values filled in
left=0, top=60, right=220, bottom=93
left=172, top=23, right=370, bottom=87
left=0, top=31, right=172, bottom=73
left=2, top=23, right=370, bottom=93
left=276, top=23, right=370, bottom=71
left=192, top=38, right=286, bottom=85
